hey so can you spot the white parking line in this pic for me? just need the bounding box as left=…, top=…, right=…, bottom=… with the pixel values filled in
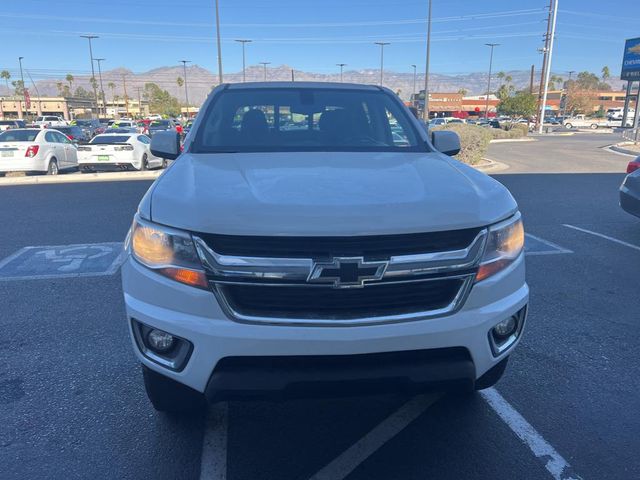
left=563, top=224, right=640, bottom=252
left=481, top=388, right=583, bottom=480
left=525, top=233, right=574, bottom=255
left=308, top=393, right=442, bottom=480
left=200, top=402, right=229, bottom=480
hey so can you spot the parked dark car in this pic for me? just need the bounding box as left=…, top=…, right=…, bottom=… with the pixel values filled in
left=478, top=119, right=501, bottom=129
left=73, top=119, right=104, bottom=138
left=620, top=156, right=640, bottom=218
left=0, top=119, right=27, bottom=131
left=55, top=126, right=88, bottom=143
left=148, top=119, right=176, bottom=137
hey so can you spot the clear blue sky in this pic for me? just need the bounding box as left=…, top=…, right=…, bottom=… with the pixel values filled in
left=0, top=0, right=638, bottom=81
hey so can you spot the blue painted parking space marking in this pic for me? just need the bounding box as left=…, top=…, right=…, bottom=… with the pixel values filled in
left=0, top=242, right=125, bottom=281
left=525, top=233, right=573, bottom=256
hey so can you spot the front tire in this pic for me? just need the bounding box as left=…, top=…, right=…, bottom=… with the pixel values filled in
left=590, top=124, right=598, bottom=130
left=142, top=365, right=206, bottom=413
left=475, top=357, right=509, bottom=390
left=47, top=158, right=59, bottom=175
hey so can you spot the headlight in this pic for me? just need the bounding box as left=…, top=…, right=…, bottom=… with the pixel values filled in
left=476, top=213, right=524, bottom=282
left=128, top=215, right=208, bottom=289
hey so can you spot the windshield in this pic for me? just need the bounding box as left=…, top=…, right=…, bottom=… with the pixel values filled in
left=91, top=135, right=132, bottom=144
left=151, top=120, right=170, bottom=127
left=0, top=130, right=39, bottom=142
left=192, top=88, right=424, bottom=153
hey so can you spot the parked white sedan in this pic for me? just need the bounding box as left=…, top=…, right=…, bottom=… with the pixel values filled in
left=0, top=128, right=78, bottom=175
left=77, top=133, right=165, bottom=172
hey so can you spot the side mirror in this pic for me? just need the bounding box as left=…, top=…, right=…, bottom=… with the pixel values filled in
left=150, top=131, right=181, bottom=160
left=431, top=130, right=461, bottom=156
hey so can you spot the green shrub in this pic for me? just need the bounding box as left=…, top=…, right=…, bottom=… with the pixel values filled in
left=432, top=124, right=492, bottom=165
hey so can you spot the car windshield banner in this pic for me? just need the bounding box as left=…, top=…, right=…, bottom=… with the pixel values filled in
left=621, top=37, right=640, bottom=80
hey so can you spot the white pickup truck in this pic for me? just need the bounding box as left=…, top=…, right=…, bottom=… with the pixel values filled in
left=122, top=82, right=529, bottom=412
left=562, top=115, right=609, bottom=129
left=34, top=116, right=68, bottom=128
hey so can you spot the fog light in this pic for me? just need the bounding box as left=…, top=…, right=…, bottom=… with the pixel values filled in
left=493, top=316, right=517, bottom=338
left=147, top=329, right=175, bottom=353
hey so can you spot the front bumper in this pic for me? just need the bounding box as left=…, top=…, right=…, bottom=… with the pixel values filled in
left=122, top=254, right=529, bottom=396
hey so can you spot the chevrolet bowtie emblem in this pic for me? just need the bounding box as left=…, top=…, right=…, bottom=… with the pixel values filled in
left=308, top=257, right=388, bottom=288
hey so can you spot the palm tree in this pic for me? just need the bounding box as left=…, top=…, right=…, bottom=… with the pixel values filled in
left=66, top=74, right=74, bottom=91
left=496, top=71, right=505, bottom=85
left=548, top=75, right=563, bottom=90
left=176, top=76, right=184, bottom=101
left=56, top=82, right=64, bottom=95
left=107, top=82, right=116, bottom=102
left=0, top=70, right=10, bottom=93
left=601, top=66, right=610, bottom=82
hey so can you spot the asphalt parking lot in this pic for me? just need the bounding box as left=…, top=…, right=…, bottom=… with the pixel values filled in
left=2, top=133, right=639, bottom=480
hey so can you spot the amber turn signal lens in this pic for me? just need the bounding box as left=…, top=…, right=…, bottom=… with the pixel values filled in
left=159, top=267, right=208, bottom=289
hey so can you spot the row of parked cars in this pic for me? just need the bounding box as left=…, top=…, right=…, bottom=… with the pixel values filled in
left=0, top=127, right=168, bottom=176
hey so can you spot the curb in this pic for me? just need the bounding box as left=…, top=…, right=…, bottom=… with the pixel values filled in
left=608, top=144, right=640, bottom=157
left=473, top=157, right=510, bottom=173
left=489, top=137, right=536, bottom=144
left=0, top=170, right=162, bottom=186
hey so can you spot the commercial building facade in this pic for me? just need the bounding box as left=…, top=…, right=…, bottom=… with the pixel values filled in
left=0, top=96, right=150, bottom=120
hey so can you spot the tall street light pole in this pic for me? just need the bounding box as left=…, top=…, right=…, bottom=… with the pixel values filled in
left=411, top=64, right=417, bottom=105
left=259, top=62, right=271, bottom=81
left=484, top=43, right=500, bottom=119
left=180, top=60, right=191, bottom=119
left=423, top=0, right=432, bottom=121
left=18, top=57, right=26, bottom=119
left=374, top=42, right=390, bottom=86
left=94, top=58, right=106, bottom=117
left=215, top=0, right=223, bottom=84
left=80, top=35, right=99, bottom=118
left=337, top=63, right=346, bottom=82
left=235, top=39, right=252, bottom=82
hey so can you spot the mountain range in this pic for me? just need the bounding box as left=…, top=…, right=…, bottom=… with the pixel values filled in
left=0, top=64, right=625, bottom=105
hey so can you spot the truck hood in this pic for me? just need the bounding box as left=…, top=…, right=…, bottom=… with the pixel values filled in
left=149, top=152, right=517, bottom=236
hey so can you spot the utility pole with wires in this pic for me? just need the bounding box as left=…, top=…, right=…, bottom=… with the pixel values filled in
left=18, top=57, right=26, bottom=119
left=561, top=70, right=575, bottom=118
left=94, top=58, right=106, bottom=117
left=214, top=0, right=223, bottom=84
left=337, top=63, right=346, bottom=82
left=180, top=60, right=191, bottom=118
left=529, top=64, right=535, bottom=94
left=259, top=62, right=271, bottom=81
left=538, top=0, right=558, bottom=134
left=122, top=73, right=129, bottom=118
left=374, top=42, right=390, bottom=86
left=411, top=64, right=417, bottom=106
left=422, top=0, right=433, bottom=121
left=536, top=0, right=553, bottom=130
left=25, top=68, right=42, bottom=116
left=235, top=39, right=252, bottom=82
left=484, top=43, right=500, bottom=118
left=80, top=34, right=99, bottom=118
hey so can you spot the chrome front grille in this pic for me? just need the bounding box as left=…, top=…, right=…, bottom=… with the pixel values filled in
left=193, top=229, right=487, bottom=326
